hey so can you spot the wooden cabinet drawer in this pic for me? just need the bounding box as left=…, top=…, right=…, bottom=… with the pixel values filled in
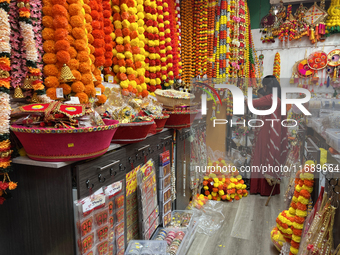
left=76, top=148, right=126, bottom=199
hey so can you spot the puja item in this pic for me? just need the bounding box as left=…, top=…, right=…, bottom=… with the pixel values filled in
left=307, top=51, right=328, bottom=70
left=168, top=211, right=193, bottom=229
left=154, top=89, right=194, bottom=109
left=11, top=102, right=119, bottom=162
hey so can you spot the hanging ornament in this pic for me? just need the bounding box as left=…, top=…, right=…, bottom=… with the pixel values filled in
left=14, top=87, right=25, bottom=99
left=303, top=2, right=328, bottom=27
left=60, top=64, right=76, bottom=83
left=327, top=49, right=340, bottom=67
left=297, top=59, right=315, bottom=78
left=307, top=51, right=328, bottom=70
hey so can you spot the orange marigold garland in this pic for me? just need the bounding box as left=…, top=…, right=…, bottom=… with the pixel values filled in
left=42, top=0, right=60, bottom=100
left=102, top=0, right=114, bottom=72
left=0, top=1, right=17, bottom=205
left=89, top=0, right=105, bottom=68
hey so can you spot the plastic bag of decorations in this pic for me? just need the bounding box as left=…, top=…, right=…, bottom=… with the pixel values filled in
left=10, top=102, right=119, bottom=162
left=96, top=88, right=155, bottom=144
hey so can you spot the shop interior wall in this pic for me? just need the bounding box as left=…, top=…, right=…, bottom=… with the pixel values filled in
left=252, top=28, right=339, bottom=95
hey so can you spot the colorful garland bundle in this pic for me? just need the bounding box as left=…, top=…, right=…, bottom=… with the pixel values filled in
left=143, top=0, right=162, bottom=92
left=181, top=0, right=193, bottom=86
left=162, top=0, right=175, bottom=86
left=275, top=161, right=315, bottom=255
left=273, top=52, right=281, bottom=82
left=0, top=0, right=17, bottom=204
left=112, top=0, right=148, bottom=97
left=207, top=0, right=216, bottom=78
left=18, top=0, right=44, bottom=94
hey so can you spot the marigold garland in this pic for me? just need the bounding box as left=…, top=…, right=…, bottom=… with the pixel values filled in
left=0, top=1, right=17, bottom=205
left=275, top=161, right=315, bottom=255
left=181, top=0, right=193, bottom=86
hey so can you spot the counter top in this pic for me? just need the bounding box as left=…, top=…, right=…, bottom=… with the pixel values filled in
left=13, top=128, right=171, bottom=168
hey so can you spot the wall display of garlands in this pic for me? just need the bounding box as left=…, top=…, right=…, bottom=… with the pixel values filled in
left=260, top=0, right=330, bottom=45
left=181, top=0, right=260, bottom=97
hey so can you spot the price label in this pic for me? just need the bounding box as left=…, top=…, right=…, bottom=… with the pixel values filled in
left=96, top=87, right=101, bottom=96
left=108, top=75, right=114, bottom=83
left=105, top=181, right=122, bottom=197
left=65, top=96, right=80, bottom=104
left=56, top=88, right=63, bottom=98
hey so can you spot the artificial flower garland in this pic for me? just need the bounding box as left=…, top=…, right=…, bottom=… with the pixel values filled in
left=102, top=0, right=114, bottom=70
left=83, top=0, right=106, bottom=104
left=162, top=0, right=175, bottom=86
left=207, top=0, right=216, bottom=79
left=275, top=161, right=315, bottom=255
left=112, top=0, right=148, bottom=97
left=89, top=0, right=105, bottom=68
left=273, top=51, right=281, bottom=83
left=0, top=0, right=17, bottom=205
left=181, top=0, right=193, bottom=86
left=143, top=0, right=162, bottom=92
left=173, top=0, right=181, bottom=80
left=18, top=0, right=45, bottom=94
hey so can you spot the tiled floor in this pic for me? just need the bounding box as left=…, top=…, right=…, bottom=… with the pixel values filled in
left=186, top=181, right=288, bottom=255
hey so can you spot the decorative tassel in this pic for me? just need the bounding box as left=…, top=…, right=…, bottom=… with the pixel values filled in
left=309, top=28, right=315, bottom=44
left=333, top=67, right=338, bottom=82
left=217, top=104, right=220, bottom=114
left=327, top=76, right=330, bottom=87
left=294, top=75, right=299, bottom=84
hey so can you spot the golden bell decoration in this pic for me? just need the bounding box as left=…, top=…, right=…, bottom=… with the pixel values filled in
left=92, top=72, right=97, bottom=82
left=13, top=86, right=25, bottom=99
left=30, top=92, right=39, bottom=103
left=60, top=64, right=76, bottom=83
left=22, top=77, right=33, bottom=89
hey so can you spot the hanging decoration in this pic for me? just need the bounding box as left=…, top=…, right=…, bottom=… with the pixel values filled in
left=307, top=51, right=328, bottom=70
left=297, top=59, right=314, bottom=78
left=326, top=0, right=340, bottom=35
left=273, top=52, right=281, bottom=83
left=0, top=0, right=17, bottom=205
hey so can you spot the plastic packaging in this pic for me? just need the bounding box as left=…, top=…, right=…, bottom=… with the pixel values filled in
left=326, top=129, right=340, bottom=151
left=124, top=240, right=167, bottom=255
left=151, top=228, right=188, bottom=255
left=160, top=199, right=172, bottom=215
left=126, top=206, right=138, bottom=228
left=159, top=174, right=171, bottom=190
left=163, top=211, right=171, bottom=227
left=192, top=200, right=225, bottom=236
left=168, top=210, right=194, bottom=230
left=143, top=216, right=160, bottom=240
left=159, top=186, right=171, bottom=203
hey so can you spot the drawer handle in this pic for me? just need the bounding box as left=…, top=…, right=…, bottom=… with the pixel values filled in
left=160, top=135, right=172, bottom=140
left=86, top=180, right=94, bottom=189
left=136, top=144, right=150, bottom=152
left=110, top=168, right=117, bottom=177
left=119, top=163, right=126, bottom=171
left=98, top=174, right=106, bottom=183
left=97, top=160, right=120, bottom=171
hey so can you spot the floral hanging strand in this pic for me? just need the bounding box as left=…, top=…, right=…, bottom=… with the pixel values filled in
left=18, top=0, right=45, bottom=95
left=0, top=0, right=17, bottom=205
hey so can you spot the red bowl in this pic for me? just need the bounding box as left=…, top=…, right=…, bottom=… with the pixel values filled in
left=111, top=120, right=155, bottom=144
left=148, top=114, right=170, bottom=134
left=164, top=110, right=199, bottom=129
left=10, top=119, right=120, bottom=162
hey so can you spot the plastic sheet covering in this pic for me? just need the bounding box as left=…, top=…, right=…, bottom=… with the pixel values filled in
left=191, top=200, right=226, bottom=236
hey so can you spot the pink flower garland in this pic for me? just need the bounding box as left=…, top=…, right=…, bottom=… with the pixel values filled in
left=31, top=0, right=43, bottom=70
left=9, top=1, right=27, bottom=89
